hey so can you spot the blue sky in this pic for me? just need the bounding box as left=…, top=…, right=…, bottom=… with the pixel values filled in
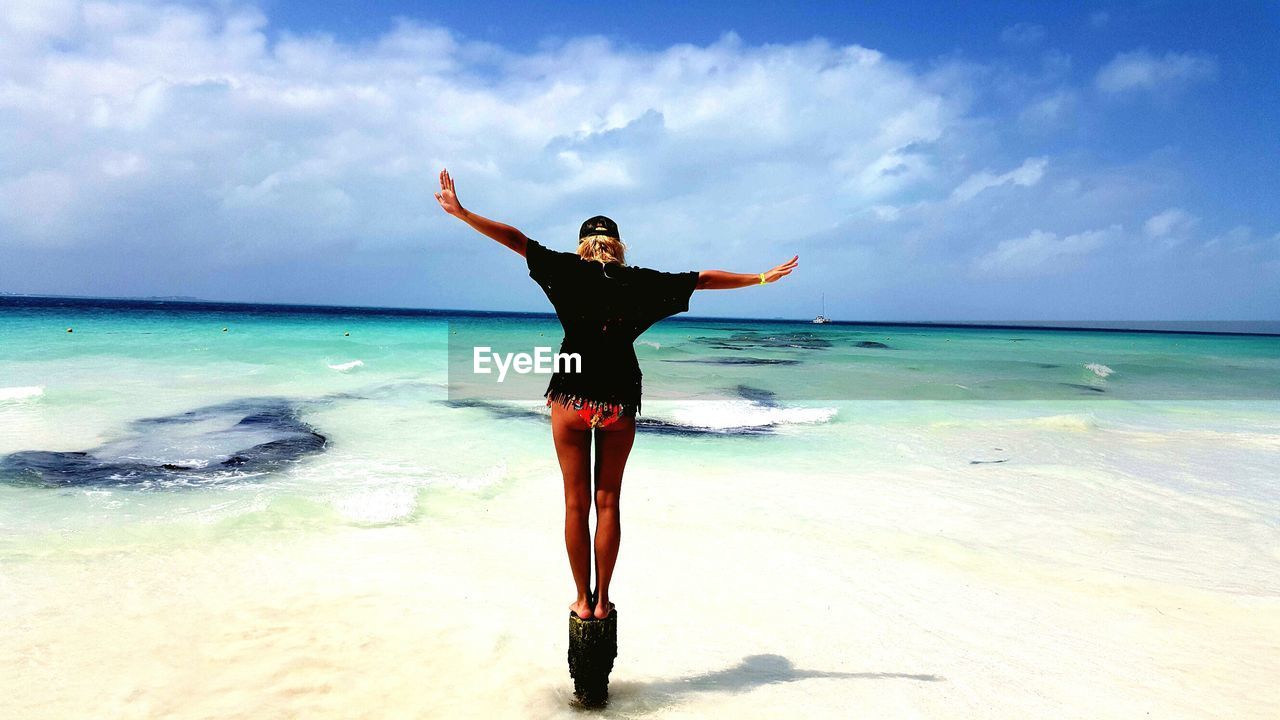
left=1, top=1, right=1277, bottom=319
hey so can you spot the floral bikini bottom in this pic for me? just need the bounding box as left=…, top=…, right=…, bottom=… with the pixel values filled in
left=547, top=394, right=633, bottom=429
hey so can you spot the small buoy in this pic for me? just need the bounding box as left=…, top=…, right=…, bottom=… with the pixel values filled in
left=344, top=332, right=350, bottom=337
left=66, top=327, right=73, bottom=333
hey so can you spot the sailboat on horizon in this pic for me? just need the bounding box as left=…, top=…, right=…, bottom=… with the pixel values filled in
left=813, top=293, right=831, bottom=324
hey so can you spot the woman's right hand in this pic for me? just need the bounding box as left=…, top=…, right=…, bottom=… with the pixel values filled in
left=434, top=168, right=464, bottom=217
left=762, top=255, right=799, bottom=283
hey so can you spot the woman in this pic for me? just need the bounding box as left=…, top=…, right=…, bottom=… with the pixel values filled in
left=434, top=169, right=798, bottom=620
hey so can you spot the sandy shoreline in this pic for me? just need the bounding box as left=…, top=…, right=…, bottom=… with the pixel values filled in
left=5, top=457, right=1278, bottom=719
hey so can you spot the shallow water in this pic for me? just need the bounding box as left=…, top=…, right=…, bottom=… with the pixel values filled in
left=2, top=297, right=1278, bottom=718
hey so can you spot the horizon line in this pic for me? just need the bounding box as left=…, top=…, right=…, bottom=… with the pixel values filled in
left=4, top=292, right=1279, bottom=337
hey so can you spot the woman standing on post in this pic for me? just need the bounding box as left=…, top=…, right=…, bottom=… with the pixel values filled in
left=435, top=169, right=798, bottom=620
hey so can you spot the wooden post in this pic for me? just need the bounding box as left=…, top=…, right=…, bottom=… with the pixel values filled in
left=567, top=603, right=617, bottom=707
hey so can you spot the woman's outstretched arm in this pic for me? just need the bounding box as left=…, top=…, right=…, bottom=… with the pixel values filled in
left=696, top=255, right=799, bottom=290
left=434, top=168, right=530, bottom=256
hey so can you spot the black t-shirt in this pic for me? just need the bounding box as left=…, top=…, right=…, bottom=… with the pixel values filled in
left=525, top=238, right=699, bottom=415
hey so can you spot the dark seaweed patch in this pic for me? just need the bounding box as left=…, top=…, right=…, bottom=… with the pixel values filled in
left=734, top=385, right=779, bottom=407
left=0, top=398, right=326, bottom=488
left=854, top=341, right=891, bottom=349
left=661, top=358, right=801, bottom=366
left=441, top=398, right=546, bottom=420
left=1054, top=381, right=1105, bottom=392
left=693, top=331, right=831, bottom=351
left=635, top=418, right=774, bottom=436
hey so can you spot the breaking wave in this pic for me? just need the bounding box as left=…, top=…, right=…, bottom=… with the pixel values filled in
left=0, top=386, right=44, bottom=402
left=1085, top=363, right=1114, bottom=378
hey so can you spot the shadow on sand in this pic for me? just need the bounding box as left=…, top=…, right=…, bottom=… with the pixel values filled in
left=589, top=653, right=941, bottom=713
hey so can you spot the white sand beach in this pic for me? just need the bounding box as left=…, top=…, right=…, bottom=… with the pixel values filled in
left=6, top=447, right=1278, bottom=719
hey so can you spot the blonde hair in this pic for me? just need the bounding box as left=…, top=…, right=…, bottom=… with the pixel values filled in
left=576, top=234, right=626, bottom=265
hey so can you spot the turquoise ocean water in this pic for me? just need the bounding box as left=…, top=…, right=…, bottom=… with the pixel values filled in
left=2, top=296, right=1278, bottom=590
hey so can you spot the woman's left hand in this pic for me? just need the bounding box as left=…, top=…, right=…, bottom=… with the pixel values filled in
left=762, top=255, right=799, bottom=283
left=434, top=168, right=464, bottom=217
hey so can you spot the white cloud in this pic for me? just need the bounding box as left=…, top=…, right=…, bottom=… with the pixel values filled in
left=1201, top=225, right=1258, bottom=254
left=974, top=225, right=1118, bottom=277
left=1000, top=23, right=1045, bottom=47
left=1018, top=90, right=1075, bottom=127
left=1142, top=207, right=1197, bottom=246
left=0, top=2, right=963, bottom=263
left=1095, top=49, right=1217, bottom=94
left=0, top=169, right=79, bottom=243
left=870, top=205, right=901, bottom=222
left=951, top=157, right=1048, bottom=202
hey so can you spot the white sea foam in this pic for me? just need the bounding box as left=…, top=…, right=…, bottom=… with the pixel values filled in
left=331, top=487, right=420, bottom=525
left=438, top=463, right=509, bottom=491
left=638, top=340, right=661, bottom=349
left=328, top=360, right=364, bottom=372
left=1085, top=363, right=1114, bottom=378
left=1024, top=413, right=1097, bottom=432
left=662, top=400, right=837, bottom=430
left=0, top=385, right=44, bottom=402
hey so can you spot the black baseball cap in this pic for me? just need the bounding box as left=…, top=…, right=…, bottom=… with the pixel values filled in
left=579, top=215, right=619, bottom=240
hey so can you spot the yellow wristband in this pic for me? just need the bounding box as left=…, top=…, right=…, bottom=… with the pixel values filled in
left=758, top=273, right=767, bottom=285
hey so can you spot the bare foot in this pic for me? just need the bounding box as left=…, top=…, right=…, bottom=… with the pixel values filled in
left=570, top=596, right=593, bottom=620
left=592, top=595, right=614, bottom=620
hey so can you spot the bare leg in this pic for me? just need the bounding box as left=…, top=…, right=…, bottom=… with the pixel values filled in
left=592, top=415, right=635, bottom=619
left=551, top=401, right=594, bottom=619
